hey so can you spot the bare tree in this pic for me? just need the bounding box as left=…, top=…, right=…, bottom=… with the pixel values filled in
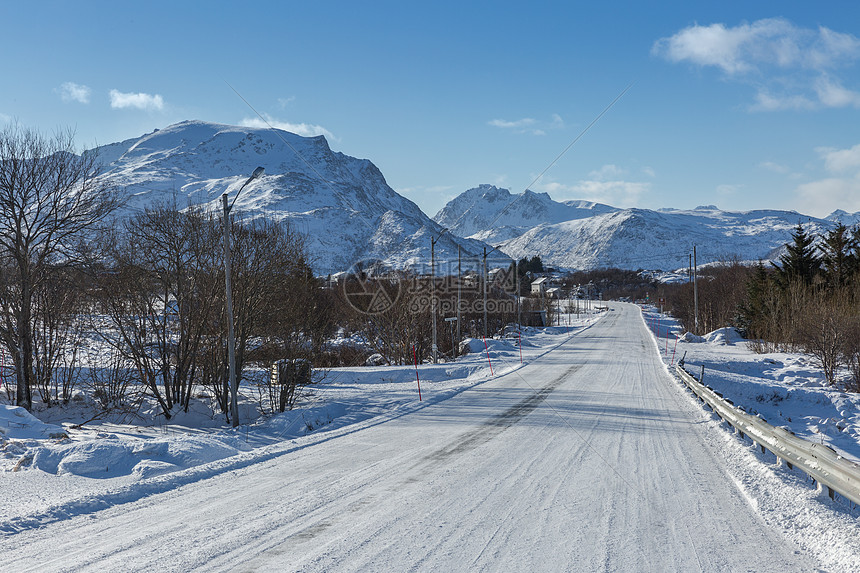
left=0, top=124, right=118, bottom=410
left=843, top=316, right=860, bottom=392
left=796, top=290, right=854, bottom=385
left=93, top=204, right=222, bottom=419
left=33, top=267, right=86, bottom=405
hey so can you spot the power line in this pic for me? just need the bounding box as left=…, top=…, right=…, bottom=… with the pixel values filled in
left=481, top=83, right=635, bottom=235
left=224, top=81, right=378, bottom=237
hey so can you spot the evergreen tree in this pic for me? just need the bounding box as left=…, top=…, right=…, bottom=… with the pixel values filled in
left=774, top=223, right=820, bottom=288
left=818, top=223, right=858, bottom=290
left=736, top=261, right=771, bottom=338
left=517, top=257, right=529, bottom=277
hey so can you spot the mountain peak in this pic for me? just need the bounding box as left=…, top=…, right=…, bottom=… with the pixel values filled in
left=433, top=185, right=619, bottom=243
left=97, top=120, right=484, bottom=274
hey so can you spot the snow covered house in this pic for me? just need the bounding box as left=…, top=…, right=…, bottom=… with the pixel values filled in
left=531, top=277, right=556, bottom=296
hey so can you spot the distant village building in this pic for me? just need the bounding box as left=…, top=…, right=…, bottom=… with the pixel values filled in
left=531, top=276, right=550, bottom=296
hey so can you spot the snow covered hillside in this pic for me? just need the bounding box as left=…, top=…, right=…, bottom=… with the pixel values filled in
left=94, top=121, right=483, bottom=274
left=827, top=209, right=860, bottom=227
left=498, top=206, right=837, bottom=271
left=435, top=185, right=860, bottom=271
left=436, top=185, right=849, bottom=270
left=432, top=184, right=617, bottom=244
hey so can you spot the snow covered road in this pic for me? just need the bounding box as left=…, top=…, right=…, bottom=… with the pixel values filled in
left=4, top=303, right=819, bottom=571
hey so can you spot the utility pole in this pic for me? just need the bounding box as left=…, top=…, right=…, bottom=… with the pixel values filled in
left=431, top=228, right=448, bottom=363
left=456, top=244, right=461, bottom=357
left=693, top=245, right=699, bottom=334
left=515, top=259, right=520, bottom=330
left=223, top=167, right=264, bottom=428
left=483, top=246, right=488, bottom=340
left=482, top=245, right=501, bottom=339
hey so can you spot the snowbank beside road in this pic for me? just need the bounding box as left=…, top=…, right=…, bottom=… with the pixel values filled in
left=642, top=305, right=860, bottom=463
left=0, top=406, right=67, bottom=441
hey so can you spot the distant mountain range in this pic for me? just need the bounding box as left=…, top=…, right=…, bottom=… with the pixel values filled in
left=433, top=187, right=852, bottom=271
left=94, top=121, right=858, bottom=274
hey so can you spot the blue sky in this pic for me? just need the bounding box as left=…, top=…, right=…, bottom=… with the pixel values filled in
left=2, top=1, right=859, bottom=218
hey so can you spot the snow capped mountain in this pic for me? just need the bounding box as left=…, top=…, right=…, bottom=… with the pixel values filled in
left=498, top=207, right=833, bottom=271
left=432, top=184, right=617, bottom=244
left=95, top=121, right=482, bottom=274
left=437, top=185, right=843, bottom=271
left=826, top=209, right=860, bottom=227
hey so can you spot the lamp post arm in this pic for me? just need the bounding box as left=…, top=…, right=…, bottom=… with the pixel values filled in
left=228, top=166, right=265, bottom=213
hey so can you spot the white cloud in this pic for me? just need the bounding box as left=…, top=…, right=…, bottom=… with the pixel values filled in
left=654, top=18, right=860, bottom=74
left=792, top=142, right=860, bottom=216
left=716, top=183, right=743, bottom=196
left=653, top=21, right=761, bottom=74
left=749, top=90, right=815, bottom=112
left=537, top=179, right=650, bottom=208
left=794, top=177, right=860, bottom=217
left=488, top=118, right=536, bottom=129
left=759, top=161, right=791, bottom=174
left=642, top=166, right=656, bottom=178
left=488, top=115, right=563, bottom=135
left=588, top=164, right=624, bottom=181
left=0, top=113, right=10, bottom=124
left=277, top=96, right=296, bottom=109
left=109, top=89, right=164, bottom=111
left=59, top=82, right=91, bottom=104
left=654, top=18, right=860, bottom=111
left=240, top=115, right=336, bottom=140
left=814, top=76, right=860, bottom=108
left=817, top=143, right=860, bottom=172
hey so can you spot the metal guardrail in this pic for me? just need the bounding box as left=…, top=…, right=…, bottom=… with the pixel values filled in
left=675, top=362, right=860, bottom=506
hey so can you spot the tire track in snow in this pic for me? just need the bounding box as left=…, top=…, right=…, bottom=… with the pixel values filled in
left=416, top=364, right=581, bottom=469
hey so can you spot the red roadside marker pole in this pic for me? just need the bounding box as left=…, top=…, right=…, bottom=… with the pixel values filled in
left=413, top=344, right=422, bottom=401
left=483, top=336, right=494, bottom=376
left=519, top=329, right=523, bottom=364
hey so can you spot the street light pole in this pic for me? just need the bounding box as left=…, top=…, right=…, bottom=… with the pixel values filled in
left=693, top=244, right=699, bottom=334
left=456, top=244, right=461, bottom=357
left=515, top=259, right=520, bottom=330
left=431, top=228, right=448, bottom=364
left=224, top=166, right=264, bottom=428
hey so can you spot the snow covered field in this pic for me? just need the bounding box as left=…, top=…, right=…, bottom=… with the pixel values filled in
left=2, top=304, right=859, bottom=571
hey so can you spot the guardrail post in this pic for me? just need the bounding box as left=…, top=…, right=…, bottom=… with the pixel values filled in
left=674, top=361, right=860, bottom=507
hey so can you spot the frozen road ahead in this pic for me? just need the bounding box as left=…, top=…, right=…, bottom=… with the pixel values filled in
left=5, top=303, right=818, bottom=571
